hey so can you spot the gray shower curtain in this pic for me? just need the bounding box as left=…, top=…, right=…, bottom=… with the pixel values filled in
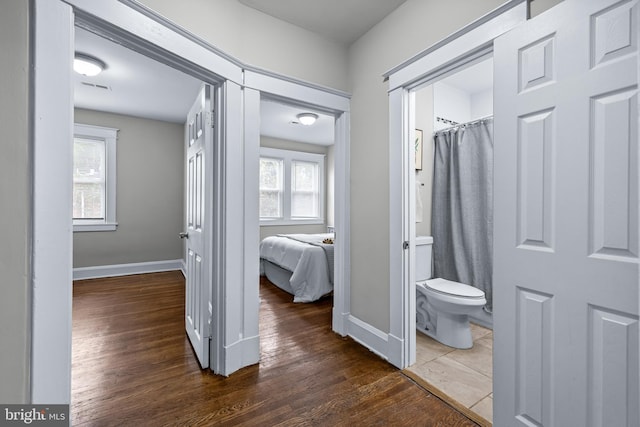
left=432, top=118, right=493, bottom=312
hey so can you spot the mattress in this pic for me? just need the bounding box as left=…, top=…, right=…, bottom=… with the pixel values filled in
left=259, top=233, right=334, bottom=302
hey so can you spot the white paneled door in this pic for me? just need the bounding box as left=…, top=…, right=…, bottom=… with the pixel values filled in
left=184, top=85, right=214, bottom=369
left=493, top=0, right=639, bottom=425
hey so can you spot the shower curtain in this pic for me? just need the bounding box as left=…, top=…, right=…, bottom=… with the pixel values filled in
left=432, top=118, right=493, bottom=312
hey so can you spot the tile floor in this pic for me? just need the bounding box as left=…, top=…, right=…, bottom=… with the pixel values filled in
left=407, top=324, right=493, bottom=424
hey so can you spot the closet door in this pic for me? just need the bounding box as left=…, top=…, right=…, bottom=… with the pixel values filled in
left=493, top=0, right=639, bottom=425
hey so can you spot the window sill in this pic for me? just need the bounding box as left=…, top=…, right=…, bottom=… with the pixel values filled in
left=73, top=222, right=118, bottom=232
left=260, top=219, right=325, bottom=227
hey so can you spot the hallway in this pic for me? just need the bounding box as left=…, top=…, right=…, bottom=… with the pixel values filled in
left=72, top=272, right=478, bottom=426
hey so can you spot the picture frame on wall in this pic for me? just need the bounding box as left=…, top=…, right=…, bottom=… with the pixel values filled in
left=415, top=129, right=423, bottom=170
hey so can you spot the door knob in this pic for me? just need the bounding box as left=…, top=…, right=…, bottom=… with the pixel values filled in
left=179, top=232, right=189, bottom=239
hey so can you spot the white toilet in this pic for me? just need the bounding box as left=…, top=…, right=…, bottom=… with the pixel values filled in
left=415, top=236, right=486, bottom=349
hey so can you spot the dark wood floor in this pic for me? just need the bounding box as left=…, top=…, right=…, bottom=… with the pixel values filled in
left=72, top=271, right=477, bottom=426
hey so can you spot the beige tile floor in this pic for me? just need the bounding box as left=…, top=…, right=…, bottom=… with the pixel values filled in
left=407, top=324, right=493, bottom=424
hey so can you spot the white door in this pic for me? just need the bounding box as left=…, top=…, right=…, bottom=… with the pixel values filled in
left=493, top=0, right=639, bottom=425
left=183, top=84, right=214, bottom=369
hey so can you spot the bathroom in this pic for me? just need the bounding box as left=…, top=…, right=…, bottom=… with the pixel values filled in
left=409, top=57, right=495, bottom=424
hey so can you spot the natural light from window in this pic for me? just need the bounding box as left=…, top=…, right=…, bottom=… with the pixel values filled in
left=259, top=147, right=324, bottom=225
left=73, top=123, right=118, bottom=232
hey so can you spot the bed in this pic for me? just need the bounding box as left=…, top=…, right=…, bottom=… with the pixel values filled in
left=259, top=233, right=334, bottom=302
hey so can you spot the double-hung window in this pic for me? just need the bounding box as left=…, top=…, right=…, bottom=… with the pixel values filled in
left=259, top=147, right=324, bottom=225
left=73, top=123, right=118, bottom=232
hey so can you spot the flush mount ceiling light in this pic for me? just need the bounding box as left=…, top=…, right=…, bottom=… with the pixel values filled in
left=74, top=53, right=106, bottom=77
left=296, top=113, right=319, bottom=126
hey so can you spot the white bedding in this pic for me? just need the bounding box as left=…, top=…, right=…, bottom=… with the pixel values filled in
left=259, top=233, right=334, bottom=302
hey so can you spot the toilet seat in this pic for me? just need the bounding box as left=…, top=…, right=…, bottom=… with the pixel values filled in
left=425, top=278, right=484, bottom=299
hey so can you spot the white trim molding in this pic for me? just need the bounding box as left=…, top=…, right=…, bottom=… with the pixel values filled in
left=331, top=110, right=351, bottom=336
left=383, top=0, right=528, bottom=90
left=73, top=259, right=184, bottom=281
left=346, top=315, right=389, bottom=361
left=243, top=69, right=351, bottom=343
left=385, top=0, right=528, bottom=370
left=31, top=0, right=74, bottom=404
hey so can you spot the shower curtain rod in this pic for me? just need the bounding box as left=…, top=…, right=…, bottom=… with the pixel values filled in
left=434, top=115, right=493, bottom=134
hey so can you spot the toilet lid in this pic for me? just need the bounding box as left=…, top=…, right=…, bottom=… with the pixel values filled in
left=425, top=278, right=485, bottom=299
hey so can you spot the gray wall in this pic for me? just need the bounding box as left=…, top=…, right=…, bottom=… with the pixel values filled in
left=346, top=0, right=564, bottom=332
left=0, top=0, right=30, bottom=403
left=139, top=0, right=564, bottom=334
left=259, top=136, right=332, bottom=240
left=140, top=0, right=349, bottom=92
left=73, top=109, right=184, bottom=268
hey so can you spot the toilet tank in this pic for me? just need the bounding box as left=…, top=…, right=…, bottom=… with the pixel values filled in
left=415, top=236, right=434, bottom=281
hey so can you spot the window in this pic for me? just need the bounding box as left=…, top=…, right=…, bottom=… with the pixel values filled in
left=259, top=148, right=325, bottom=225
left=73, top=123, right=118, bottom=231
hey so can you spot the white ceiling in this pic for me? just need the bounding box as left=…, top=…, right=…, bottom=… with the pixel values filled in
left=74, top=1, right=412, bottom=143
left=238, top=0, right=408, bottom=45
left=74, top=27, right=202, bottom=123
left=74, top=28, right=334, bottom=144
left=439, top=57, right=493, bottom=94
left=261, top=100, right=334, bottom=146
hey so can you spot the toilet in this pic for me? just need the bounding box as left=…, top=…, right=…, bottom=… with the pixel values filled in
left=415, top=236, right=486, bottom=349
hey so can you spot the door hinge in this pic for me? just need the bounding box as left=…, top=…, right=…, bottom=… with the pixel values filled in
left=403, top=241, right=409, bottom=250
left=206, top=111, right=215, bottom=129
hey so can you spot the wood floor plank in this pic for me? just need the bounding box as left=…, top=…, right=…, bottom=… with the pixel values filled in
left=72, top=272, right=478, bottom=426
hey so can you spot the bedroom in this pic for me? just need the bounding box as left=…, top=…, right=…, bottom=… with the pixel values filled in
left=258, top=99, right=337, bottom=303
left=70, top=24, right=338, bottom=342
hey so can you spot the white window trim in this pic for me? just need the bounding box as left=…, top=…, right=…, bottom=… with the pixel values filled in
left=73, top=123, right=118, bottom=232
left=259, top=147, right=325, bottom=226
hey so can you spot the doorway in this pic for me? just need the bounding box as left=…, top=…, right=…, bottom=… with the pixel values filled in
left=32, top=0, right=352, bottom=400
left=71, top=23, right=215, bottom=398
left=407, top=57, right=495, bottom=423
left=256, top=96, right=337, bottom=328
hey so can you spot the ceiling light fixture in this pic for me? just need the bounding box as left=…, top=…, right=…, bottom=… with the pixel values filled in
left=296, top=113, right=319, bottom=126
left=74, top=53, right=106, bottom=77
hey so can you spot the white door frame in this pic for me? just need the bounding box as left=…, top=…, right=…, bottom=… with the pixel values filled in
left=31, top=0, right=350, bottom=402
left=384, top=0, right=528, bottom=369
left=243, top=70, right=352, bottom=336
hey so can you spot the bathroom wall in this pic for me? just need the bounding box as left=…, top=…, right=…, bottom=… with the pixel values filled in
left=433, top=82, right=472, bottom=130
left=471, top=88, right=493, bottom=119
left=415, top=86, right=434, bottom=237
left=415, top=59, right=494, bottom=238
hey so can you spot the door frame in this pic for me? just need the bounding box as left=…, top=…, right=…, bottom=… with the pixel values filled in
left=31, top=0, right=351, bottom=402
left=383, top=0, right=528, bottom=369
left=243, top=71, right=351, bottom=336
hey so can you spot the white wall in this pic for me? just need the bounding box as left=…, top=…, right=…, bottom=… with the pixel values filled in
left=415, top=86, right=434, bottom=237
left=434, top=82, right=472, bottom=130
left=0, top=0, right=31, bottom=403
left=471, top=88, right=493, bottom=119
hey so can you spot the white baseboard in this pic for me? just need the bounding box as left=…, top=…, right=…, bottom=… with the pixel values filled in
left=387, top=333, right=405, bottom=369
left=346, top=315, right=389, bottom=361
left=73, top=259, right=184, bottom=281
left=221, top=334, right=260, bottom=376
